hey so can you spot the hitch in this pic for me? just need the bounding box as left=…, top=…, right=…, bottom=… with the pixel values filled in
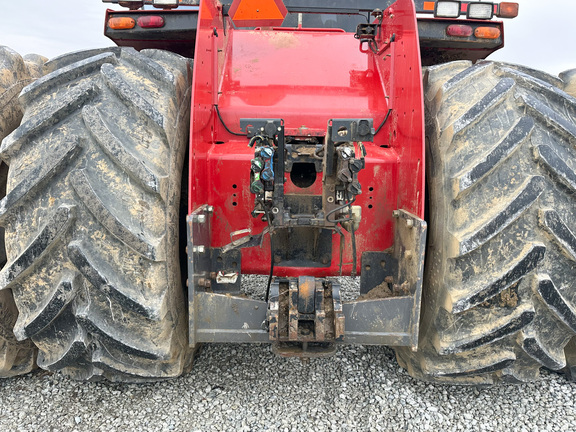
left=268, top=276, right=344, bottom=358
left=187, top=207, right=426, bottom=354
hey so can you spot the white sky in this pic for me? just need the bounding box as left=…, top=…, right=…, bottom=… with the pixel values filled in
left=0, top=0, right=574, bottom=75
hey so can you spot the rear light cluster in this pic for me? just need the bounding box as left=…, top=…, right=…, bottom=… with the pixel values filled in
left=431, top=1, right=519, bottom=19
left=108, top=15, right=165, bottom=30
left=446, top=24, right=501, bottom=39
left=103, top=0, right=198, bottom=8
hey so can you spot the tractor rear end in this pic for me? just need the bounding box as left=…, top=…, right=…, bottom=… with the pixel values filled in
left=185, top=0, right=426, bottom=357
left=4, top=0, right=576, bottom=385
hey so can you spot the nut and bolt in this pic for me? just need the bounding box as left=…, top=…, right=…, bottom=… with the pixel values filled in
left=392, top=210, right=400, bottom=218
left=198, top=278, right=211, bottom=288
left=341, top=147, right=354, bottom=159
left=192, top=245, right=206, bottom=254
left=406, top=219, right=414, bottom=228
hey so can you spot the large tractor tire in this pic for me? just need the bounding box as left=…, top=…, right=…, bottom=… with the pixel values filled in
left=396, top=61, right=576, bottom=384
left=0, top=47, right=192, bottom=381
left=0, top=47, right=46, bottom=140
left=560, top=69, right=576, bottom=98
left=0, top=46, right=47, bottom=378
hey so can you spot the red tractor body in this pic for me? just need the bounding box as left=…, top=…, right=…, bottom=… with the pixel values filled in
left=189, top=0, right=424, bottom=277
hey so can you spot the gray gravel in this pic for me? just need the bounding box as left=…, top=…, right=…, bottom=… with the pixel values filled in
left=1, top=276, right=576, bottom=432
left=1, top=345, right=576, bottom=432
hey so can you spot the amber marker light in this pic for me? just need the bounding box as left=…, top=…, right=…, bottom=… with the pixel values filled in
left=108, top=17, right=136, bottom=30
left=474, top=27, right=501, bottom=39
left=498, top=2, right=519, bottom=18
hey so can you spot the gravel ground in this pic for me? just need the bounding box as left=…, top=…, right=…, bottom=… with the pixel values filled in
left=1, top=277, right=576, bottom=432
left=1, top=345, right=576, bottom=432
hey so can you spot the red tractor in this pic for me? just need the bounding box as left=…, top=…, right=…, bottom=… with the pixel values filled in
left=1, top=0, right=575, bottom=385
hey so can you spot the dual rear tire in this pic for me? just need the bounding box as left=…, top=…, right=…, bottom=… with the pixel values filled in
left=397, top=61, right=576, bottom=384
left=0, top=47, right=192, bottom=381
left=0, top=46, right=46, bottom=378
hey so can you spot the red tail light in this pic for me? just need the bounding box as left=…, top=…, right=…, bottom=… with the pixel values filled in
left=137, top=16, right=165, bottom=28
left=446, top=24, right=473, bottom=37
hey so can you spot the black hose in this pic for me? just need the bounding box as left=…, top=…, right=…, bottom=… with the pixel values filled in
left=374, top=108, right=392, bottom=136
left=350, top=205, right=357, bottom=278
left=265, top=234, right=274, bottom=303
left=261, top=202, right=274, bottom=303
left=326, top=196, right=356, bottom=223
left=215, top=104, right=246, bottom=136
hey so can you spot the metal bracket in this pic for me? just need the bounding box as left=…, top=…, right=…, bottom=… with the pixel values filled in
left=221, top=227, right=271, bottom=253
left=187, top=205, right=210, bottom=347
left=187, top=205, right=244, bottom=347
left=330, top=118, right=375, bottom=142
left=240, top=118, right=284, bottom=138
left=355, top=23, right=379, bottom=41
left=344, top=210, right=426, bottom=348
left=194, top=292, right=268, bottom=344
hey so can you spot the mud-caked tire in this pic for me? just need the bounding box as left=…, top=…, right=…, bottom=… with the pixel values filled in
left=396, top=61, right=576, bottom=384
left=0, top=47, right=192, bottom=381
left=0, top=47, right=46, bottom=140
left=0, top=46, right=47, bottom=378
left=560, top=69, right=576, bottom=98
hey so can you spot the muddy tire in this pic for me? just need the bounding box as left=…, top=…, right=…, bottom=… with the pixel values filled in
left=396, top=61, right=576, bottom=384
left=0, top=46, right=47, bottom=378
left=560, top=69, right=576, bottom=98
left=0, top=47, right=192, bottom=381
left=0, top=46, right=46, bottom=142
